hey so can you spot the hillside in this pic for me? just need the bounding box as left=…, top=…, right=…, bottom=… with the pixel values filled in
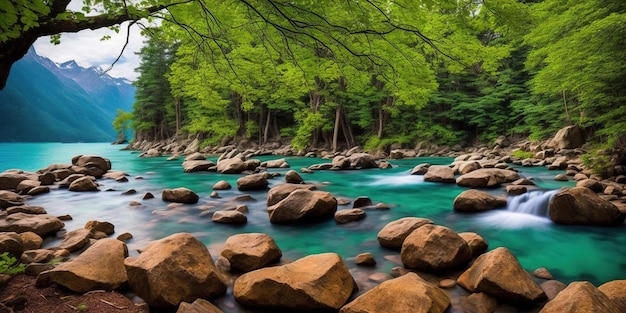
left=0, top=48, right=135, bottom=142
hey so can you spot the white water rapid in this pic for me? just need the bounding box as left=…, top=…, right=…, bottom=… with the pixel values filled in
left=506, top=189, right=560, bottom=218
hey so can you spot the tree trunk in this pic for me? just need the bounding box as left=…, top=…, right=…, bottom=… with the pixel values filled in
left=332, top=105, right=341, bottom=152
left=264, top=109, right=271, bottom=144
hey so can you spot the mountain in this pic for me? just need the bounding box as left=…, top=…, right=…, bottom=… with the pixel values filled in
left=0, top=47, right=135, bottom=142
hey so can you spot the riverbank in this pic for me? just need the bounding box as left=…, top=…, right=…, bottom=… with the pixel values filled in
left=1, top=127, right=625, bottom=312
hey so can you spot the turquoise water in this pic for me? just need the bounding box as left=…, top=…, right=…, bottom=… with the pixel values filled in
left=1, top=142, right=625, bottom=290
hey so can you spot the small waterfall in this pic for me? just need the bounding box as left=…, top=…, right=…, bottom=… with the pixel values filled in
left=506, top=189, right=560, bottom=217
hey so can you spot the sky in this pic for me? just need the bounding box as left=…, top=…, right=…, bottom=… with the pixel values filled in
left=33, top=21, right=145, bottom=81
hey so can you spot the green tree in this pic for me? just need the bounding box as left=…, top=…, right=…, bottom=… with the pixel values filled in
left=112, top=109, right=133, bottom=143
left=524, top=0, right=626, bottom=143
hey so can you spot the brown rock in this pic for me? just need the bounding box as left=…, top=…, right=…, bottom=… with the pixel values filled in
left=549, top=187, right=625, bottom=226
left=458, top=232, right=488, bottom=257
left=409, top=163, right=431, bottom=175
left=339, top=272, right=450, bottom=313
left=352, top=196, right=373, bottom=208
left=423, top=165, right=456, bottom=184
left=162, top=187, right=199, bottom=204
left=234, top=253, right=356, bottom=312
left=0, top=190, right=24, bottom=209
left=0, top=172, right=29, bottom=190
left=58, top=228, right=92, bottom=252
left=212, top=210, right=247, bottom=225
left=217, top=157, right=246, bottom=174
left=598, top=280, right=626, bottom=311
left=541, top=280, right=567, bottom=300
left=124, top=233, right=227, bottom=308
left=6, top=205, right=46, bottom=215
left=68, top=176, right=99, bottom=192
left=576, top=179, right=603, bottom=193
left=506, top=185, right=528, bottom=195
left=236, top=173, right=269, bottom=191
left=176, top=298, right=224, bottom=313
left=19, top=232, right=43, bottom=250
left=377, top=217, right=433, bottom=249
left=48, top=238, right=128, bottom=293
left=348, top=153, right=378, bottom=169
left=85, top=220, right=115, bottom=235
left=261, top=158, right=289, bottom=168
left=72, top=155, right=111, bottom=172
left=533, top=267, right=554, bottom=280
left=334, top=209, right=366, bottom=224
left=268, top=189, right=337, bottom=224
left=0, top=213, right=64, bottom=236
left=401, top=224, right=471, bottom=272
left=0, top=232, right=23, bottom=257
left=355, top=253, right=376, bottom=266
left=266, top=183, right=317, bottom=206
left=220, top=233, right=282, bottom=272
left=16, top=180, right=40, bottom=194
left=20, top=249, right=55, bottom=264
left=551, top=125, right=585, bottom=150
left=27, top=186, right=50, bottom=196
left=461, top=292, right=498, bottom=313
left=453, top=189, right=507, bottom=212
left=539, top=281, right=621, bottom=313
left=212, top=180, right=231, bottom=190
left=457, top=247, right=545, bottom=303
left=456, top=168, right=521, bottom=188
left=182, top=160, right=215, bottom=173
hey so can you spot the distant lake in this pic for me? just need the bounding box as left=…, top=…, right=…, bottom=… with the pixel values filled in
left=1, top=142, right=625, bottom=300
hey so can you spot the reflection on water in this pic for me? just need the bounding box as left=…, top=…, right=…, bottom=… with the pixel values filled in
left=2, top=143, right=626, bottom=289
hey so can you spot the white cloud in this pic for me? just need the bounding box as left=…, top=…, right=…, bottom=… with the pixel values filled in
left=33, top=21, right=145, bottom=81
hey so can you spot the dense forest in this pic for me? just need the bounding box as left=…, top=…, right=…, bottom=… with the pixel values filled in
left=121, top=0, right=625, bottom=159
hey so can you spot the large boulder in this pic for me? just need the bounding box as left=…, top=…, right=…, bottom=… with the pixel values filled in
left=284, top=170, right=304, bottom=184
left=0, top=213, right=64, bottom=236
left=233, top=253, right=356, bottom=312
left=182, top=160, right=215, bottom=173
left=220, top=233, right=282, bottom=272
left=549, top=187, right=625, bottom=226
left=348, top=153, right=378, bottom=169
left=539, top=281, right=622, bottom=313
left=423, top=166, right=456, bottom=184
left=162, top=187, right=199, bottom=204
left=0, top=232, right=23, bottom=257
left=457, top=247, right=545, bottom=303
left=401, top=224, right=471, bottom=272
left=551, top=125, right=585, bottom=150
left=217, top=157, right=246, bottom=174
left=377, top=217, right=433, bottom=250
left=0, top=190, right=24, bottom=209
left=599, top=280, right=626, bottom=311
left=456, top=168, right=521, bottom=188
left=237, top=173, right=269, bottom=191
left=339, top=272, right=450, bottom=313
left=453, top=189, right=507, bottom=212
left=68, top=176, right=99, bottom=192
left=0, top=172, right=29, bottom=190
left=267, top=189, right=337, bottom=224
left=261, top=158, right=289, bottom=168
left=267, top=183, right=317, bottom=206
left=48, top=238, right=128, bottom=293
left=72, top=155, right=112, bottom=172
left=124, top=233, right=227, bottom=309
